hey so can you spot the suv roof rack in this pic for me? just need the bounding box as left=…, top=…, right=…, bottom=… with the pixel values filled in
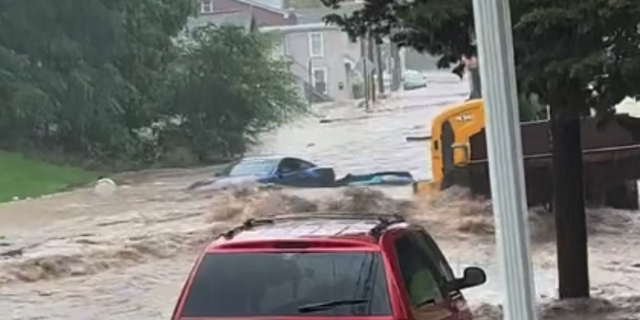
left=219, top=218, right=274, bottom=240
left=218, top=212, right=406, bottom=241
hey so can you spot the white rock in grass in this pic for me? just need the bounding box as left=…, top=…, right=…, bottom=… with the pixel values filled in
left=11, top=196, right=19, bottom=201
left=93, top=177, right=117, bottom=197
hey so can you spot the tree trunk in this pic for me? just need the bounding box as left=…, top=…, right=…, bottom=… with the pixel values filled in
left=550, top=107, right=590, bottom=299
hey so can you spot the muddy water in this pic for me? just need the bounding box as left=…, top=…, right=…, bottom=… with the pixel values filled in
left=1, top=74, right=640, bottom=319
left=251, top=80, right=469, bottom=178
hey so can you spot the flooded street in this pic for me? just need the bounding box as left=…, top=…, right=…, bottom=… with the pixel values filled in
left=251, top=75, right=470, bottom=179
left=2, top=73, right=640, bottom=319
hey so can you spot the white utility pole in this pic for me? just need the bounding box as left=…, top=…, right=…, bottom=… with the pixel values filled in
left=471, top=0, right=537, bottom=319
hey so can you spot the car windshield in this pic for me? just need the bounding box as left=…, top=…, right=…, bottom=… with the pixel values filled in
left=180, top=251, right=391, bottom=317
left=228, top=159, right=278, bottom=176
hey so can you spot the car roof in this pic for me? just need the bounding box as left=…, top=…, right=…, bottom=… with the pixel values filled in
left=239, top=155, right=316, bottom=163
left=240, top=155, right=287, bottom=162
left=206, top=213, right=409, bottom=251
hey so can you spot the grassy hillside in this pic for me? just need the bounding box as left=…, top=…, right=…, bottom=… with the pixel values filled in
left=0, top=151, right=97, bottom=202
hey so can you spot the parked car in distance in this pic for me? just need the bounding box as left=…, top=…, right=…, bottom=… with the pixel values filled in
left=403, top=70, right=427, bottom=90
left=171, top=213, right=487, bottom=320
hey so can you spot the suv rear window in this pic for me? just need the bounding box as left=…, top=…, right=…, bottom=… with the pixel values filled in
left=180, top=251, right=391, bottom=317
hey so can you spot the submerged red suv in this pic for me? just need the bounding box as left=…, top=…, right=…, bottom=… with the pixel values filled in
left=172, top=213, right=487, bottom=320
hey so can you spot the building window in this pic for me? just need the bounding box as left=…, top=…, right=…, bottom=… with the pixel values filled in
left=272, top=37, right=286, bottom=58
left=308, top=32, right=324, bottom=57
left=312, top=67, right=328, bottom=94
left=201, top=0, right=214, bottom=13
left=275, top=35, right=289, bottom=56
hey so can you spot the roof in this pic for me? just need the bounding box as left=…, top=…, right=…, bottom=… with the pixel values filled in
left=208, top=213, right=408, bottom=250
left=187, top=11, right=254, bottom=31
left=260, top=22, right=339, bottom=33
left=292, top=3, right=363, bottom=24
left=236, top=0, right=291, bottom=16
left=247, top=0, right=284, bottom=10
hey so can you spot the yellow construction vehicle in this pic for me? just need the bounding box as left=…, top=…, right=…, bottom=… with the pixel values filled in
left=413, top=98, right=485, bottom=196
left=413, top=98, right=640, bottom=209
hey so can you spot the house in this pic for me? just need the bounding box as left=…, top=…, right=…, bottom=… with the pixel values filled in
left=188, top=1, right=397, bottom=102
left=197, top=0, right=296, bottom=27
left=261, top=3, right=371, bottom=102
left=262, top=23, right=363, bottom=102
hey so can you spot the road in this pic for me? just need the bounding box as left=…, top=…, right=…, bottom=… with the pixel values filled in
left=1, top=73, right=639, bottom=320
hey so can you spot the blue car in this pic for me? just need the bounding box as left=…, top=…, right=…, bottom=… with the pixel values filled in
left=189, top=156, right=336, bottom=191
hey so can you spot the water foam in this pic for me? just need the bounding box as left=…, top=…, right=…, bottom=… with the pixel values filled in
left=1, top=186, right=638, bottom=320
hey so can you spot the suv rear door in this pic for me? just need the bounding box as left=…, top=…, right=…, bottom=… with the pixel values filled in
left=391, top=231, right=460, bottom=320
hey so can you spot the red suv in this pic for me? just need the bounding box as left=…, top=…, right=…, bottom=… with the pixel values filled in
left=172, top=213, right=486, bottom=320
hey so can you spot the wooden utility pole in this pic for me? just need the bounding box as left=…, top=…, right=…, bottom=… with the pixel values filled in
left=360, top=36, right=369, bottom=110
left=390, top=43, right=402, bottom=91
left=375, top=38, right=385, bottom=95
left=367, top=33, right=376, bottom=103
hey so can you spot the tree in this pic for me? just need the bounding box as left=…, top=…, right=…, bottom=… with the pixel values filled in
left=321, top=0, right=640, bottom=298
left=0, top=0, right=192, bottom=165
left=0, top=0, right=130, bottom=159
left=0, top=0, right=306, bottom=169
left=109, top=0, right=194, bottom=138
left=161, top=25, right=306, bottom=162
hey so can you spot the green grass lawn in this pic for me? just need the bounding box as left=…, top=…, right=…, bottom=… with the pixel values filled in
left=0, top=151, right=97, bottom=203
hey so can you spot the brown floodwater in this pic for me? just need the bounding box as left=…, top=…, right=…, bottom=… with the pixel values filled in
left=1, top=74, right=639, bottom=320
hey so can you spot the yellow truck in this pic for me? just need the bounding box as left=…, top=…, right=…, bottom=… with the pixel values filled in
left=414, top=99, right=640, bottom=209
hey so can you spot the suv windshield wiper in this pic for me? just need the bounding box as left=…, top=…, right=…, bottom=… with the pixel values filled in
left=297, top=299, right=369, bottom=313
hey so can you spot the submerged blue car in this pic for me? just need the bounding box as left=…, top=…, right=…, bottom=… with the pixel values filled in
left=189, top=156, right=336, bottom=191
left=188, top=156, right=414, bottom=191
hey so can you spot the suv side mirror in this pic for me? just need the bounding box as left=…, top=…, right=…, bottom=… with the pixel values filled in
left=448, top=267, right=487, bottom=291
